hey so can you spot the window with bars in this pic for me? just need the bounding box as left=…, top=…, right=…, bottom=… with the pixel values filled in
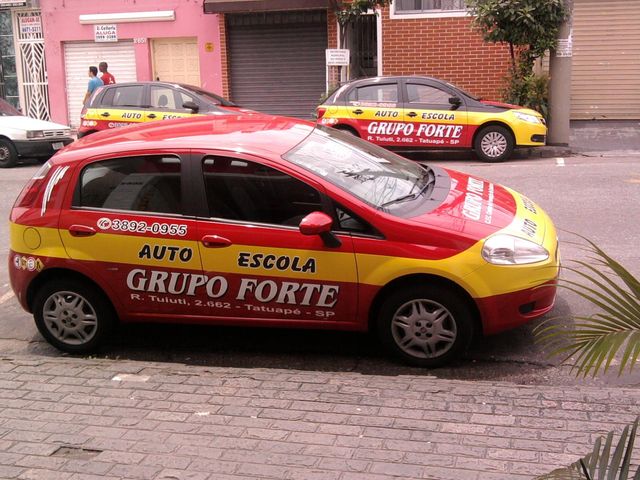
left=394, top=0, right=466, bottom=15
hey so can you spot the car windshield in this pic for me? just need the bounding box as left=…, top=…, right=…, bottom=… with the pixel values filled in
left=0, top=98, right=22, bottom=116
left=283, top=126, right=435, bottom=212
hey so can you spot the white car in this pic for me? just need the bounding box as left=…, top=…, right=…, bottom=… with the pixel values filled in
left=0, top=98, right=73, bottom=168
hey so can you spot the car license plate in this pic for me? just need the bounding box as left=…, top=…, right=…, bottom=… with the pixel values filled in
left=52, top=142, right=64, bottom=150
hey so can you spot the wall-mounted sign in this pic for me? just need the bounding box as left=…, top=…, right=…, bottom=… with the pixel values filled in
left=0, top=0, right=27, bottom=6
left=18, top=14, right=41, bottom=36
left=555, top=36, right=573, bottom=58
left=94, top=24, right=118, bottom=43
left=205, top=42, right=214, bottom=53
left=326, top=49, right=350, bottom=66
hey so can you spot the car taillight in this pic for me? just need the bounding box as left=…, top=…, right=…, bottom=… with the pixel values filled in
left=13, top=162, right=52, bottom=208
left=316, top=107, right=327, bottom=119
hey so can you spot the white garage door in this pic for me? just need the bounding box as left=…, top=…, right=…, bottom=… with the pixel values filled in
left=64, top=41, right=136, bottom=127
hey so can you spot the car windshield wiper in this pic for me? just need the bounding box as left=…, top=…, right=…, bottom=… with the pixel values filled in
left=379, top=167, right=436, bottom=209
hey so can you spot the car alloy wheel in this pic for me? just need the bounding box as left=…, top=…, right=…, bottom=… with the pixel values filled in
left=480, top=131, right=508, bottom=159
left=42, top=291, right=98, bottom=345
left=474, top=125, right=514, bottom=163
left=33, top=279, right=115, bottom=353
left=377, top=284, right=474, bottom=367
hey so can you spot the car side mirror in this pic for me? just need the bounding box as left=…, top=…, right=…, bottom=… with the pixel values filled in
left=449, top=96, right=461, bottom=106
left=183, top=101, right=200, bottom=113
left=299, top=211, right=341, bottom=248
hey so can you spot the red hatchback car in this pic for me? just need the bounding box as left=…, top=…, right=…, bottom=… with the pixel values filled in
left=9, top=114, right=559, bottom=366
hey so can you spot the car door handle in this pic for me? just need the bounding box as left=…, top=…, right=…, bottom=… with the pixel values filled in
left=148, top=113, right=157, bottom=119
left=69, top=225, right=96, bottom=237
left=201, top=235, right=232, bottom=248
left=352, top=109, right=363, bottom=115
left=100, top=112, right=110, bottom=117
left=407, top=111, right=418, bottom=118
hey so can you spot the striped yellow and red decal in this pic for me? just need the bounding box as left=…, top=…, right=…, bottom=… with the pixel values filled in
left=320, top=104, right=547, bottom=148
left=82, top=108, right=203, bottom=131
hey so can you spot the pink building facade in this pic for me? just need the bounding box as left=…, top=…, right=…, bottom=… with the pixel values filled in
left=41, top=0, right=223, bottom=126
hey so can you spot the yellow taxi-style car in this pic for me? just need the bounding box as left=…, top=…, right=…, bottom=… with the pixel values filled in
left=317, top=76, right=547, bottom=162
left=79, top=81, right=246, bottom=138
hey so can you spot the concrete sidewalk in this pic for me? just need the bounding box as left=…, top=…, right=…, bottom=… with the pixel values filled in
left=0, top=353, right=639, bottom=480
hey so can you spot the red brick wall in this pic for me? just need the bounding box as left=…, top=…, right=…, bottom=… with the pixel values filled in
left=380, top=7, right=511, bottom=100
left=219, top=15, right=230, bottom=99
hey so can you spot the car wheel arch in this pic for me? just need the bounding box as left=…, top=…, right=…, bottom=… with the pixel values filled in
left=26, top=268, right=119, bottom=321
left=473, top=121, right=515, bottom=146
left=334, top=124, right=360, bottom=137
left=367, top=273, right=483, bottom=336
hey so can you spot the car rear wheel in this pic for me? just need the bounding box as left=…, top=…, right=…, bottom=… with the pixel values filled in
left=474, top=125, right=514, bottom=163
left=0, top=138, right=18, bottom=168
left=33, top=279, right=115, bottom=353
left=376, top=285, right=474, bottom=367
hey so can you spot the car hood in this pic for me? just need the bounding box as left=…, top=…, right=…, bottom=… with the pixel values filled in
left=409, top=168, right=546, bottom=245
left=0, top=115, right=70, bottom=131
left=479, top=99, right=522, bottom=110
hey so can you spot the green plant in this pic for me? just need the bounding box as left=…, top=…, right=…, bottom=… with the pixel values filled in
left=329, top=1, right=392, bottom=48
left=465, top=0, right=566, bottom=114
left=534, top=237, right=640, bottom=378
left=503, top=72, right=549, bottom=116
left=535, top=417, right=640, bottom=479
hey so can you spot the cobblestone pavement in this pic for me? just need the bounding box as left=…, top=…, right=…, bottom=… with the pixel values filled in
left=0, top=354, right=639, bottom=480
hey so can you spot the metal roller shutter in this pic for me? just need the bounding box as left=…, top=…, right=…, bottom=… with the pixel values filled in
left=572, top=0, right=640, bottom=119
left=227, top=10, right=327, bottom=119
left=64, top=41, right=137, bottom=127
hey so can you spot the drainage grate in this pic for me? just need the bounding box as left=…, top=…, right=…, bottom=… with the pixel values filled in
left=51, top=446, right=102, bottom=460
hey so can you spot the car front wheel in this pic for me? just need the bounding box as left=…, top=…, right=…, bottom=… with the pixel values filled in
left=0, top=138, right=18, bottom=168
left=33, top=279, right=115, bottom=353
left=474, top=125, right=514, bottom=163
left=376, top=284, right=474, bottom=367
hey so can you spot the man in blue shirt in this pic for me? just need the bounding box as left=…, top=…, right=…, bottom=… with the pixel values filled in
left=83, top=66, right=104, bottom=105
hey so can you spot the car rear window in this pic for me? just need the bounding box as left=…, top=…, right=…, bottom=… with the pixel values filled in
left=75, top=155, right=182, bottom=215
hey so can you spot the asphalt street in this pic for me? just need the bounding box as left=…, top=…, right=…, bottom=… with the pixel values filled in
left=0, top=153, right=639, bottom=388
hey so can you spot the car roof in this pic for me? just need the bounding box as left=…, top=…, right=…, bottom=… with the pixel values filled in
left=343, top=75, right=444, bottom=87
left=57, top=113, right=316, bottom=163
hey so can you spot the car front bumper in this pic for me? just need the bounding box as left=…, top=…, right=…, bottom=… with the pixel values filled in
left=14, top=138, right=73, bottom=158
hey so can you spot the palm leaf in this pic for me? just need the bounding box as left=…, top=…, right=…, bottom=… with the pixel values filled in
left=534, top=237, right=640, bottom=377
left=535, top=417, right=640, bottom=480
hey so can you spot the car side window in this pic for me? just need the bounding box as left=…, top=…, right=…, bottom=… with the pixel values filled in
left=202, top=156, right=322, bottom=227
left=111, top=86, right=145, bottom=107
left=406, top=83, right=451, bottom=106
left=99, top=87, right=116, bottom=107
left=348, top=84, right=398, bottom=105
left=334, top=203, right=376, bottom=236
left=150, top=86, right=178, bottom=110
left=75, top=155, right=182, bottom=215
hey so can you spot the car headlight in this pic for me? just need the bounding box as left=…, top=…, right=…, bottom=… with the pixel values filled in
left=482, top=234, right=549, bottom=265
left=514, top=112, right=542, bottom=124
left=26, top=130, right=45, bottom=139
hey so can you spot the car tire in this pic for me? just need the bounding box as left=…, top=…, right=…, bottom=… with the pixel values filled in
left=474, top=125, right=514, bottom=163
left=376, top=284, right=474, bottom=367
left=0, top=138, right=18, bottom=168
left=33, top=279, right=115, bottom=354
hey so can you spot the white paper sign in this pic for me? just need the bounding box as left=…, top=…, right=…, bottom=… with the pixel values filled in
left=326, top=49, right=350, bottom=66
left=95, top=24, right=118, bottom=43
left=18, top=15, right=42, bottom=36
